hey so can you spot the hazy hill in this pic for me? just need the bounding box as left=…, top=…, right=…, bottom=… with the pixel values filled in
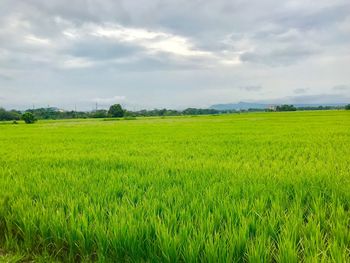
left=210, top=102, right=347, bottom=110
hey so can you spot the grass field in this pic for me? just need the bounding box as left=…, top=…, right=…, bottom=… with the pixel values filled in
left=0, top=111, right=349, bottom=262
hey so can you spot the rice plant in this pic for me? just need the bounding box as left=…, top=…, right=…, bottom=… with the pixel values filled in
left=0, top=111, right=349, bottom=262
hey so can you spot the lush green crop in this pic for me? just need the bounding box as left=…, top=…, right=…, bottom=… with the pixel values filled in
left=0, top=111, right=349, bottom=262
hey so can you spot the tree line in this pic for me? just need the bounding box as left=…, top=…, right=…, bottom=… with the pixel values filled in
left=0, top=105, right=235, bottom=122
left=1, top=104, right=349, bottom=123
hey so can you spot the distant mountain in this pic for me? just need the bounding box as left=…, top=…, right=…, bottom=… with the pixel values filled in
left=210, top=102, right=347, bottom=110
left=293, top=103, right=347, bottom=108
left=210, top=102, right=271, bottom=110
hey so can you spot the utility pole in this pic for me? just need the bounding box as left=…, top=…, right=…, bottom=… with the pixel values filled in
left=95, top=102, right=98, bottom=111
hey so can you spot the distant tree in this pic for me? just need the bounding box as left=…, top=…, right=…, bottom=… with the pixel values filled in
left=345, top=104, right=350, bottom=110
left=22, top=112, right=36, bottom=124
left=276, top=104, right=297, bottom=112
left=158, top=108, right=167, bottom=116
left=108, top=104, right=125, bottom=117
left=0, top=108, right=21, bottom=121
left=22, top=107, right=91, bottom=120
left=182, top=108, right=219, bottom=115
left=91, top=110, right=108, bottom=118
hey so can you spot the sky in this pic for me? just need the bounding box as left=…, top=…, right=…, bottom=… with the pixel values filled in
left=0, top=0, right=349, bottom=110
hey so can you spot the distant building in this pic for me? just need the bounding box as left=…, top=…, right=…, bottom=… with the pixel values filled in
left=268, top=105, right=277, bottom=111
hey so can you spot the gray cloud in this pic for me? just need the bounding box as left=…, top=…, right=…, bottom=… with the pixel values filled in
left=0, top=0, right=349, bottom=109
left=294, top=88, right=308, bottom=94
left=263, top=93, right=350, bottom=104
left=240, top=43, right=319, bottom=66
left=240, top=85, right=262, bottom=92
left=333, top=85, right=350, bottom=91
left=67, top=38, right=143, bottom=61
left=0, top=73, right=13, bottom=81
left=290, top=94, right=350, bottom=104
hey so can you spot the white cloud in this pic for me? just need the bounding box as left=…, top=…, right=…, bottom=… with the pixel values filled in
left=63, top=22, right=241, bottom=65
left=62, top=30, right=79, bottom=39
left=61, top=57, right=94, bottom=69
left=66, top=23, right=211, bottom=58
left=25, top=34, right=52, bottom=46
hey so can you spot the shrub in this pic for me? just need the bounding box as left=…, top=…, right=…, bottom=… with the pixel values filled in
left=22, top=112, right=36, bottom=124
left=124, top=116, right=137, bottom=120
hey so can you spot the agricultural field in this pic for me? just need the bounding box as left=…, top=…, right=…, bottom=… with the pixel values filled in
left=0, top=111, right=349, bottom=262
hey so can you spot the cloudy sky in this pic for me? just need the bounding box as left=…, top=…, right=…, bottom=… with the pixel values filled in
left=0, top=0, right=349, bottom=110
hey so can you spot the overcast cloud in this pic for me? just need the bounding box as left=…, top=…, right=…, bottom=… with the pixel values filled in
left=0, top=0, right=349, bottom=110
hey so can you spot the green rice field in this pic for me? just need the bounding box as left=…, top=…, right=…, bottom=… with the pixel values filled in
left=0, top=111, right=350, bottom=262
